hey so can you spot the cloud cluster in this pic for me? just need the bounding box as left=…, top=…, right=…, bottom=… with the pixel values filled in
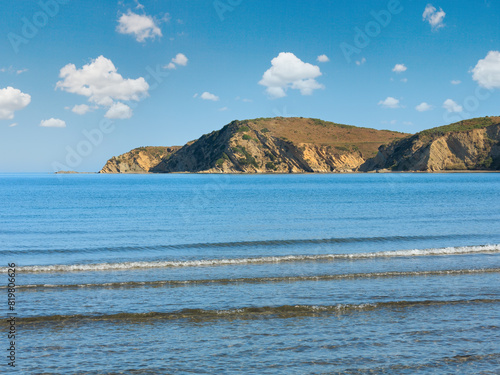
left=378, top=97, right=401, bottom=109
left=423, top=4, right=446, bottom=30
left=40, top=118, right=66, bottom=128
left=165, top=53, right=189, bottom=70
left=56, top=56, right=148, bottom=119
left=471, top=50, right=500, bottom=89
left=443, top=99, right=463, bottom=113
left=116, top=10, right=162, bottom=42
left=0, top=86, right=31, bottom=120
left=259, top=52, right=324, bottom=98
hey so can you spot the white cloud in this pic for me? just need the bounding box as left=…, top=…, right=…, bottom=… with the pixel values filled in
left=451, top=80, right=462, bottom=85
left=403, top=121, right=414, bottom=126
left=193, top=93, right=198, bottom=98
left=423, top=4, right=446, bottom=30
left=56, top=56, right=149, bottom=109
left=416, top=102, right=433, bottom=112
left=71, top=104, right=91, bottom=115
left=443, top=99, right=463, bottom=113
left=242, top=98, right=253, bottom=103
left=9, top=123, right=18, bottom=127
left=392, top=64, right=407, bottom=73
left=116, top=10, right=162, bottom=42
left=172, top=53, right=188, bottom=66
left=16, top=69, right=28, bottom=75
left=0, top=86, right=31, bottom=120
left=40, top=118, right=66, bottom=128
left=134, top=0, right=144, bottom=10
left=105, top=102, right=133, bottom=119
left=219, top=107, right=229, bottom=111
left=259, top=52, right=324, bottom=98
left=164, top=53, right=188, bottom=70
left=317, top=54, right=330, bottom=63
left=201, top=92, right=219, bottom=101
left=356, top=57, right=366, bottom=66
left=401, top=78, right=408, bottom=83
left=471, top=51, right=500, bottom=89
left=378, top=97, right=401, bottom=109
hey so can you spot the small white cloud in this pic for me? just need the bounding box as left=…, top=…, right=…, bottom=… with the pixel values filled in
left=471, top=51, right=500, bottom=89
left=242, top=98, right=253, bottom=103
left=390, top=120, right=397, bottom=125
left=219, top=107, right=229, bottom=111
left=105, top=102, right=133, bottom=119
left=423, top=4, right=446, bottom=30
left=164, top=53, right=188, bottom=70
left=451, top=80, right=462, bottom=85
left=134, top=0, right=144, bottom=10
left=356, top=57, right=366, bottom=66
left=0, top=86, right=31, bottom=120
left=443, top=99, right=463, bottom=113
left=378, top=97, right=401, bottom=109
left=9, top=123, right=18, bottom=127
left=317, top=54, right=330, bottom=63
left=116, top=10, right=162, bottom=42
left=401, top=78, right=408, bottom=83
left=172, top=53, right=188, bottom=66
left=16, top=69, right=28, bottom=75
left=193, top=93, right=198, bottom=98
left=392, top=64, right=407, bottom=73
left=40, top=118, right=66, bottom=128
left=259, top=52, right=324, bottom=98
left=201, top=92, right=219, bottom=101
left=416, top=102, right=433, bottom=112
left=403, top=121, right=414, bottom=125
left=71, top=104, right=91, bottom=115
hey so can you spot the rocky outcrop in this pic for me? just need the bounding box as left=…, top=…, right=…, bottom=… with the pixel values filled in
left=360, top=118, right=500, bottom=171
left=148, top=118, right=406, bottom=173
left=100, top=146, right=181, bottom=173
left=99, top=117, right=408, bottom=174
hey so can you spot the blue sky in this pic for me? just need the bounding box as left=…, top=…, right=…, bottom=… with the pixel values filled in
left=1, top=0, right=499, bottom=172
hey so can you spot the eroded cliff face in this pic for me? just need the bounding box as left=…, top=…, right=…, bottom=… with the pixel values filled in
left=150, top=119, right=403, bottom=173
left=360, top=123, right=500, bottom=171
left=99, top=118, right=408, bottom=174
left=100, top=146, right=181, bottom=173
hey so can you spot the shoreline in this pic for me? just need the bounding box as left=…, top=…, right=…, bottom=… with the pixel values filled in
left=50, top=170, right=500, bottom=175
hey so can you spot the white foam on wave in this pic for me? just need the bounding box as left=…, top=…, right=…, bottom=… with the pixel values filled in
left=3, top=244, right=499, bottom=274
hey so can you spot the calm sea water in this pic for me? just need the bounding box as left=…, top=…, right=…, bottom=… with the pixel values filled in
left=1, top=173, right=500, bottom=374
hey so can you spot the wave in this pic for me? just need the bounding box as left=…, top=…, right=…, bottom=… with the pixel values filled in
left=17, top=299, right=500, bottom=324
left=10, top=268, right=500, bottom=291
left=4, top=244, right=499, bottom=274
left=0, top=234, right=477, bottom=255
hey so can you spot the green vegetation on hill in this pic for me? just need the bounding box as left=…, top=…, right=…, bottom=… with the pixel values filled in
left=419, top=116, right=500, bottom=138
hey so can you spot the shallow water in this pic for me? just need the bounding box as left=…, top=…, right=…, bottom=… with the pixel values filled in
left=1, top=173, right=499, bottom=373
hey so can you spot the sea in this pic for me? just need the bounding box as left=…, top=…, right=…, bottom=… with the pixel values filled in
left=1, top=172, right=499, bottom=374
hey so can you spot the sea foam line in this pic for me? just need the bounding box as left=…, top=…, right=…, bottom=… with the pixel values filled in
left=2, top=244, right=499, bottom=274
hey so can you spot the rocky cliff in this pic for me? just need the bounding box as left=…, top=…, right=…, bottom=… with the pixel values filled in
left=100, top=118, right=407, bottom=173
left=360, top=117, right=500, bottom=171
left=100, top=146, right=181, bottom=173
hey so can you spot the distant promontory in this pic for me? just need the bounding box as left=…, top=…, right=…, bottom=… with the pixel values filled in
left=99, top=116, right=500, bottom=174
